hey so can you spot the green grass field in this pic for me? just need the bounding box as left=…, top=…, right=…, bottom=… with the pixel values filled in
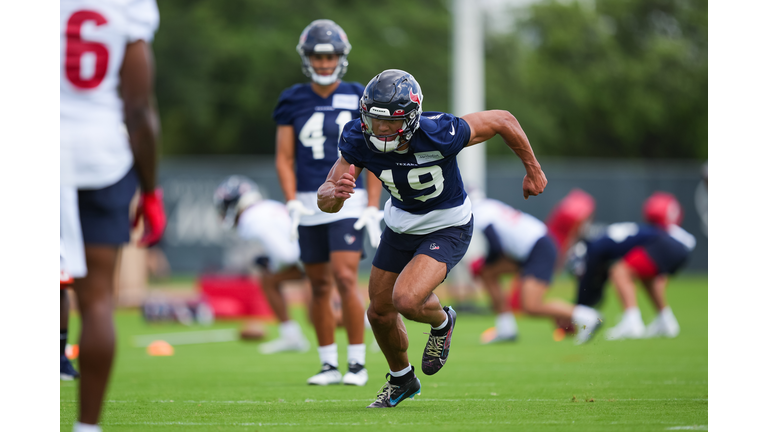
left=60, top=274, right=707, bottom=431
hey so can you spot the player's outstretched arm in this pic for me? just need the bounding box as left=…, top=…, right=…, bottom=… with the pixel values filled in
left=121, top=39, right=166, bottom=246
left=462, top=110, right=547, bottom=200
left=318, top=157, right=361, bottom=213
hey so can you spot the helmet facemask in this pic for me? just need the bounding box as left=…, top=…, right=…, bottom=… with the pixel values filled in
left=299, top=52, right=348, bottom=86
left=296, top=20, right=351, bottom=85
left=359, top=69, right=424, bottom=154
left=360, top=100, right=422, bottom=153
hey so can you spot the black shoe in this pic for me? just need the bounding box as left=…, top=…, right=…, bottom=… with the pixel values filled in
left=366, top=374, right=421, bottom=408
left=60, top=354, right=80, bottom=380
left=422, top=306, right=456, bottom=376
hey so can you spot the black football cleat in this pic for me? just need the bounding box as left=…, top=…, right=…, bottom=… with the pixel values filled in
left=60, top=354, right=80, bottom=380
left=422, top=306, right=456, bottom=376
left=366, top=374, right=421, bottom=408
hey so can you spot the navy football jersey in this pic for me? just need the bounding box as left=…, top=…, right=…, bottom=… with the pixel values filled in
left=339, top=112, right=472, bottom=235
left=576, top=222, right=694, bottom=306
left=273, top=82, right=365, bottom=192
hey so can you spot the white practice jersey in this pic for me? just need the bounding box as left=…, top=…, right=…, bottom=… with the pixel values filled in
left=237, top=200, right=301, bottom=273
left=60, top=0, right=159, bottom=189
left=472, top=198, right=548, bottom=262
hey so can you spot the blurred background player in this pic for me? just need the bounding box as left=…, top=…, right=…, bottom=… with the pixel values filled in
left=498, top=188, right=596, bottom=327
left=273, top=19, right=382, bottom=386
left=60, top=0, right=166, bottom=431
left=470, top=193, right=602, bottom=345
left=319, top=69, right=548, bottom=408
left=213, top=175, right=311, bottom=354
left=61, top=262, right=79, bottom=380
left=571, top=192, right=695, bottom=340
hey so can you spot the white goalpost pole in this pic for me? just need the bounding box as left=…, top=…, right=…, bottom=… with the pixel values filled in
left=453, top=0, right=486, bottom=195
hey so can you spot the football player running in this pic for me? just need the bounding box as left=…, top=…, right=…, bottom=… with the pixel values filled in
left=572, top=192, right=696, bottom=340
left=213, top=176, right=311, bottom=354
left=274, top=19, right=382, bottom=386
left=469, top=193, right=603, bottom=345
left=60, top=1, right=166, bottom=430
left=318, top=69, right=548, bottom=408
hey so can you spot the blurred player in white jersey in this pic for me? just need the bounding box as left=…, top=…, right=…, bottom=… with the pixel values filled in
left=214, top=176, right=311, bottom=354
left=274, top=20, right=382, bottom=386
left=60, top=1, right=166, bottom=430
left=470, top=194, right=602, bottom=345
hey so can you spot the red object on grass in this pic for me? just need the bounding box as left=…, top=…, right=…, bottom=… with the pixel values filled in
left=506, top=276, right=523, bottom=313
left=198, top=274, right=275, bottom=319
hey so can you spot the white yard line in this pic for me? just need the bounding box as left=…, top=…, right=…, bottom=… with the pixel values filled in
left=61, top=398, right=708, bottom=404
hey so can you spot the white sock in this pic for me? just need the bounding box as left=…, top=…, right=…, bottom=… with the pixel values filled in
left=317, top=343, right=338, bottom=368
left=73, top=422, right=102, bottom=432
left=572, top=305, right=599, bottom=326
left=623, top=307, right=642, bottom=325
left=347, top=343, right=366, bottom=366
left=279, top=320, right=301, bottom=339
left=496, top=312, right=518, bottom=337
left=660, top=306, right=674, bottom=321
left=431, top=311, right=449, bottom=330
left=389, top=364, right=412, bottom=377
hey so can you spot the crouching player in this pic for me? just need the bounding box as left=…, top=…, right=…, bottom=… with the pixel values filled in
left=470, top=194, right=602, bottom=345
left=214, top=176, right=311, bottom=354
left=573, top=192, right=696, bottom=340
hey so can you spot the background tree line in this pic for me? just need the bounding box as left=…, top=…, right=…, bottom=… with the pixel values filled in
left=153, top=0, right=706, bottom=160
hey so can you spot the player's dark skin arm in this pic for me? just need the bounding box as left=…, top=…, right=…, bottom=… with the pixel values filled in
left=120, top=40, right=159, bottom=192
left=318, top=156, right=360, bottom=213
left=463, top=110, right=547, bottom=199
left=275, top=125, right=298, bottom=201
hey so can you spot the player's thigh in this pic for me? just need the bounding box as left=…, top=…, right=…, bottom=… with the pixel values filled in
left=520, top=235, right=557, bottom=285
left=303, top=261, right=333, bottom=294
left=77, top=168, right=138, bottom=247
left=298, top=223, right=331, bottom=264
left=368, top=265, right=399, bottom=315
left=394, top=254, right=449, bottom=307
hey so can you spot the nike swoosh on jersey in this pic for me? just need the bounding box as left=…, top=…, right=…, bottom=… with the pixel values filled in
left=449, top=124, right=455, bottom=136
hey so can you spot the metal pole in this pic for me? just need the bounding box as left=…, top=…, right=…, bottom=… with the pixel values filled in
left=453, top=0, right=486, bottom=195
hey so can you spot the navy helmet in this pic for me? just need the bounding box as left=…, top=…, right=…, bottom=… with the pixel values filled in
left=213, top=175, right=263, bottom=228
left=359, top=69, right=423, bottom=153
left=296, top=19, right=351, bottom=85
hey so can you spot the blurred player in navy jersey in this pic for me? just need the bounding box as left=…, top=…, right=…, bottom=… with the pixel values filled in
left=318, top=69, right=547, bottom=408
left=572, top=192, right=695, bottom=340
left=214, top=176, right=311, bottom=354
left=274, top=20, right=382, bottom=386
left=469, top=193, right=602, bottom=345
left=60, top=1, right=166, bottom=430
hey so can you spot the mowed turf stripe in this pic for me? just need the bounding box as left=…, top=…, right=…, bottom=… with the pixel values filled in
left=60, top=397, right=708, bottom=403
left=66, top=421, right=708, bottom=427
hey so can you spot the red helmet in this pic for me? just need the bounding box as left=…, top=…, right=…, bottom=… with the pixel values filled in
left=546, top=189, right=595, bottom=251
left=643, top=192, right=682, bottom=227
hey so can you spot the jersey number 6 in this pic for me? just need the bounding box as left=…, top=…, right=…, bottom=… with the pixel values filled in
left=65, top=10, right=109, bottom=89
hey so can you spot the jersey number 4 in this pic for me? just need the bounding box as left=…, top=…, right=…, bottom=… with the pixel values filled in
left=298, top=111, right=353, bottom=160
left=379, top=167, right=445, bottom=203
left=65, top=10, right=109, bottom=89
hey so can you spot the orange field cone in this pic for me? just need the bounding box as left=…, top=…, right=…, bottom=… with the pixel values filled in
left=65, top=344, right=79, bottom=360
left=147, top=340, right=174, bottom=356
left=480, top=327, right=497, bottom=344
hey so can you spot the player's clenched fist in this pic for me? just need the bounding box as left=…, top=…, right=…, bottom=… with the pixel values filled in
left=334, top=164, right=357, bottom=200
left=522, top=165, right=548, bottom=200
